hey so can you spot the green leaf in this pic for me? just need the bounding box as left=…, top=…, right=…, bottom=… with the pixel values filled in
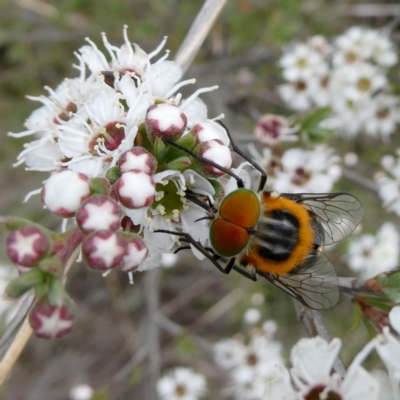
left=106, top=166, right=121, bottom=183
left=47, top=277, right=68, bottom=306
left=166, top=156, right=192, bottom=170
left=154, top=136, right=168, bottom=162
left=6, top=269, right=45, bottom=298
left=360, top=293, right=393, bottom=311
left=176, top=131, right=197, bottom=151
left=361, top=315, right=377, bottom=338
left=351, top=302, right=362, bottom=330
left=208, top=179, right=223, bottom=198
left=383, top=288, right=400, bottom=304
left=302, top=107, right=331, bottom=130
left=38, top=256, right=63, bottom=276
left=175, top=334, right=198, bottom=358
left=128, top=367, right=142, bottom=387
left=386, top=273, right=400, bottom=288
left=90, top=178, right=111, bottom=194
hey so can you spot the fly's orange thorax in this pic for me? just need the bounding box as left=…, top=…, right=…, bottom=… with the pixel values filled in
left=240, top=193, right=314, bottom=276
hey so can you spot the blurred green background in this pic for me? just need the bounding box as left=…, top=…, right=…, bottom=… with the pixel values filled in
left=0, top=0, right=398, bottom=399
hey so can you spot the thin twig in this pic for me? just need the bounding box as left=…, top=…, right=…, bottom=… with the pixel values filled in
left=341, top=167, right=378, bottom=194
left=145, top=268, right=160, bottom=399
left=157, top=314, right=214, bottom=354
left=174, top=0, right=227, bottom=74
left=293, top=301, right=347, bottom=378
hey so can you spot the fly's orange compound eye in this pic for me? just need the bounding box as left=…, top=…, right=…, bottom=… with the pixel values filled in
left=210, top=219, right=251, bottom=257
left=219, top=189, right=260, bottom=229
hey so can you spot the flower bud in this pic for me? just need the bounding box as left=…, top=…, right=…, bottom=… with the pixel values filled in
left=82, top=230, right=125, bottom=270
left=29, top=301, right=74, bottom=339
left=192, top=120, right=229, bottom=145
left=145, top=104, right=187, bottom=141
left=198, top=139, right=232, bottom=177
left=42, top=170, right=90, bottom=218
left=117, top=236, right=148, bottom=272
left=76, top=195, right=122, bottom=234
left=6, top=226, right=51, bottom=267
left=119, top=147, right=158, bottom=175
left=116, top=170, right=155, bottom=209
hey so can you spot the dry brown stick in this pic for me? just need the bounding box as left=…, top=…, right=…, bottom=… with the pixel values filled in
left=174, top=0, right=228, bottom=74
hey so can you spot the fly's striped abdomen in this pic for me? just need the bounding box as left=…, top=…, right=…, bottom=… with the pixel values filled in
left=253, top=209, right=300, bottom=262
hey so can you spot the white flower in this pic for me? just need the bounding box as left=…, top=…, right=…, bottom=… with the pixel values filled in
left=157, top=367, right=207, bottom=400
left=333, top=27, right=376, bottom=66
left=368, top=31, right=398, bottom=67
left=377, top=155, right=400, bottom=217
left=280, top=43, right=327, bottom=81
left=346, top=223, right=400, bottom=279
left=69, top=384, right=94, bottom=400
left=291, top=336, right=380, bottom=400
left=278, top=79, right=314, bottom=111
left=273, top=146, right=340, bottom=193
left=364, top=94, right=400, bottom=140
left=214, top=338, right=247, bottom=370
left=243, top=308, right=261, bottom=325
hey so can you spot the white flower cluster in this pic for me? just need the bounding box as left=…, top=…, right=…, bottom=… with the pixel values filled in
left=249, top=142, right=341, bottom=193
left=9, top=26, right=241, bottom=273
left=377, top=153, right=400, bottom=217
left=213, top=310, right=400, bottom=400
left=279, top=27, right=400, bottom=139
left=213, top=320, right=286, bottom=399
left=346, top=222, right=400, bottom=279
left=156, top=367, right=207, bottom=400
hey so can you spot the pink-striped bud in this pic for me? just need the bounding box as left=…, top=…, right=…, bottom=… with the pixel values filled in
left=29, top=302, right=74, bottom=339
left=76, top=195, right=122, bottom=234
left=6, top=226, right=50, bottom=267
left=116, top=170, right=155, bottom=209
left=42, top=170, right=90, bottom=218
left=145, top=104, right=187, bottom=141
left=82, top=230, right=125, bottom=270
left=119, top=147, right=157, bottom=175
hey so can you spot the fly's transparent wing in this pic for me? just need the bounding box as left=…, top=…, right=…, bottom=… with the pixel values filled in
left=257, top=253, right=339, bottom=309
left=281, top=193, right=364, bottom=245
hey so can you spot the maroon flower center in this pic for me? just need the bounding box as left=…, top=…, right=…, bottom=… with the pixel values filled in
left=246, top=352, right=258, bottom=366
left=295, top=80, right=307, bottom=91
left=305, top=384, right=342, bottom=400
left=54, top=102, right=78, bottom=123
left=292, top=167, right=311, bottom=185
left=89, top=121, right=125, bottom=152
left=260, top=119, right=284, bottom=139
left=377, top=108, right=389, bottom=119
left=175, top=384, right=186, bottom=396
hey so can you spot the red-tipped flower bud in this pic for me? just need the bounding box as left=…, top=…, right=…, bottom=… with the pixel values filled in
left=119, top=147, right=158, bottom=175
left=76, top=195, right=122, bottom=234
left=29, top=301, right=74, bottom=339
left=145, top=104, right=187, bottom=141
left=116, top=170, right=155, bottom=209
left=198, top=139, right=232, bottom=177
left=117, top=236, right=148, bottom=272
left=82, top=230, right=125, bottom=270
left=42, top=170, right=90, bottom=218
left=6, top=226, right=51, bottom=267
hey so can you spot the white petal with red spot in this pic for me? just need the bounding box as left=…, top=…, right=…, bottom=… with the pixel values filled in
left=147, top=104, right=186, bottom=132
left=192, top=120, right=229, bottom=146
left=200, top=139, right=232, bottom=174
left=119, top=147, right=157, bottom=175
left=118, top=238, right=148, bottom=272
